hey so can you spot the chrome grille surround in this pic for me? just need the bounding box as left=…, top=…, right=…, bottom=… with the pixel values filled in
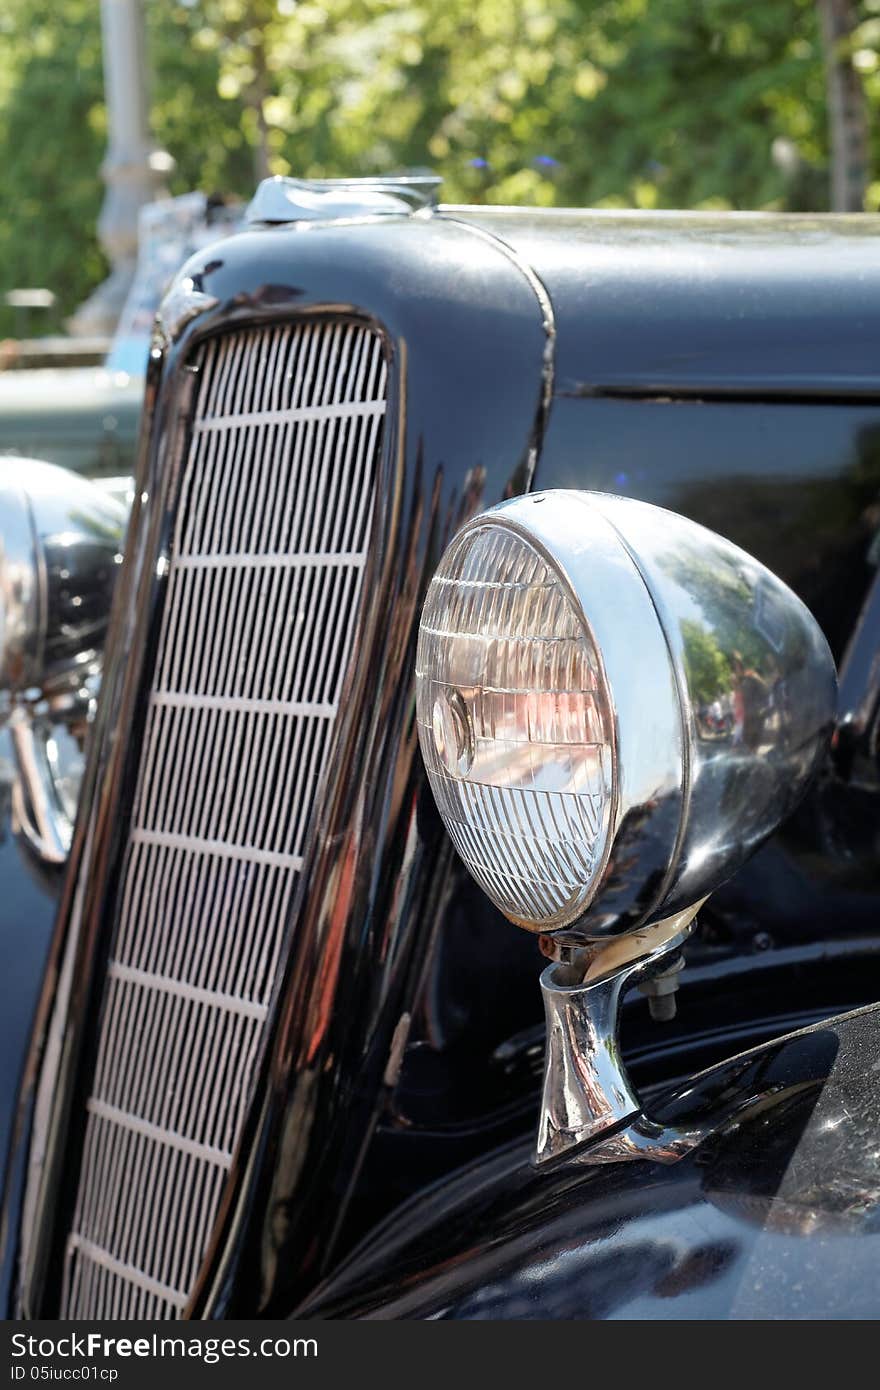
left=61, top=320, right=388, bottom=1318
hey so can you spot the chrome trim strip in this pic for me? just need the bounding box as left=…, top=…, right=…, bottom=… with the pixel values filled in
left=85, top=1100, right=233, bottom=1168
left=67, top=1236, right=188, bottom=1313
left=105, top=963, right=269, bottom=1023
left=127, top=828, right=304, bottom=870
left=193, top=399, right=385, bottom=431
left=172, top=551, right=367, bottom=570
left=151, top=692, right=338, bottom=719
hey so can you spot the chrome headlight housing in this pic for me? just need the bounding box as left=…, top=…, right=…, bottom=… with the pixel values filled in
left=0, top=458, right=127, bottom=862
left=416, top=490, right=836, bottom=942
left=0, top=457, right=126, bottom=696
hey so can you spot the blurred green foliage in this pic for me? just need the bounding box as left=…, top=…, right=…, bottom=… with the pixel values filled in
left=2, top=0, right=880, bottom=335
left=680, top=618, right=731, bottom=706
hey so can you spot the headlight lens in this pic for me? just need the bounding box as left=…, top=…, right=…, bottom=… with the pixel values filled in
left=416, top=522, right=614, bottom=930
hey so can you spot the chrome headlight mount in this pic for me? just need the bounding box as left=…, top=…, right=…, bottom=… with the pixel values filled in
left=416, top=490, right=837, bottom=1162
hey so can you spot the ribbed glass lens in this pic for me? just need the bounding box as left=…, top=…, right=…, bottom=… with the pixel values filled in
left=416, top=522, right=614, bottom=930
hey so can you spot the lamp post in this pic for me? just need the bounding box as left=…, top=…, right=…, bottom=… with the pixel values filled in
left=69, top=0, right=172, bottom=338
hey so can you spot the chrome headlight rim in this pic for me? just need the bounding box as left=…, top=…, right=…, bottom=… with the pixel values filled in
left=479, top=493, right=688, bottom=938
left=416, top=490, right=687, bottom=940
left=420, top=512, right=622, bottom=934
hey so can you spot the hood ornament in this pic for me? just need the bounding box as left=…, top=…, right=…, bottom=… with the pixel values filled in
left=246, top=173, right=442, bottom=225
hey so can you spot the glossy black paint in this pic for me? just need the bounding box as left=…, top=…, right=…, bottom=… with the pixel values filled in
left=4, top=206, right=880, bottom=1320
left=834, top=560, right=880, bottom=803
left=340, top=932, right=880, bottom=1250
left=42, top=533, right=124, bottom=692
left=0, top=730, right=61, bottom=1305
left=457, top=209, right=880, bottom=398
left=464, top=208, right=880, bottom=661
left=300, top=1004, right=880, bottom=1319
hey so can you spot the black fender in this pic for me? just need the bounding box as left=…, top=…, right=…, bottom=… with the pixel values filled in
left=300, top=1003, right=880, bottom=1319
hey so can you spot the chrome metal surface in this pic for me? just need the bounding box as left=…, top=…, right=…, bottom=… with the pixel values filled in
left=92, top=477, right=136, bottom=515
left=0, top=457, right=125, bottom=696
left=246, top=173, right=442, bottom=225
left=154, top=276, right=219, bottom=350
left=536, top=908, right=700, bottom=1164
left=587, top=491, right=839, bottom=920
left=60, top=319, right=387, bottom=1318
left=0, top=462, right=39, bottom=694
left=572, top=1113, right=708, bottom=1165
left=422, top=490, right=837, bottom=941
left=8, top=707, right=81, bottom=863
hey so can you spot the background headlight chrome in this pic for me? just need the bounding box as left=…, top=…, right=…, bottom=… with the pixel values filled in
left=416, top=490, right=837, bottom=943
left=0, top=458, right=127, bottom=862
left=0, top=456, right=126, bottom=698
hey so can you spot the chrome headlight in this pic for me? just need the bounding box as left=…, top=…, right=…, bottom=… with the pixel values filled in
left=0, top=458, right=127, bottom=862
left=0, top=457, right=126, bottom=696
left=416, top=490, right=836, bottom=942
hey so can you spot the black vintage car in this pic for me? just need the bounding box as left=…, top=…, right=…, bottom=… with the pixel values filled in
left=2, top=177, right=880, bottom=1321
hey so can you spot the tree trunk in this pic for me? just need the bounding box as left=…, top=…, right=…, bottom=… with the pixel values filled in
left=817, top=0, right=870, bottom=211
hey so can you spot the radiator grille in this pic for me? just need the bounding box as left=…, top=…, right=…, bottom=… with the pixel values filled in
left=62, top=320, right=387, bottom=1318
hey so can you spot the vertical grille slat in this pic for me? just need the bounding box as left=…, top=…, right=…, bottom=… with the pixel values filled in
left=62, top=320, right=387, bottom=1318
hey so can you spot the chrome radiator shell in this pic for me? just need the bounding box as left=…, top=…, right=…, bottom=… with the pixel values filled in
left=18, top=318, right=382, bottom=1318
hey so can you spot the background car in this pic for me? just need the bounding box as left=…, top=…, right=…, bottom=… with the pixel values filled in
left=0, top=193, right=241, bottom=482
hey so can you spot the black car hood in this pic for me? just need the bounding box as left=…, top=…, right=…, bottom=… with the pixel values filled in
left=445, top=207, right=880, bottom=399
